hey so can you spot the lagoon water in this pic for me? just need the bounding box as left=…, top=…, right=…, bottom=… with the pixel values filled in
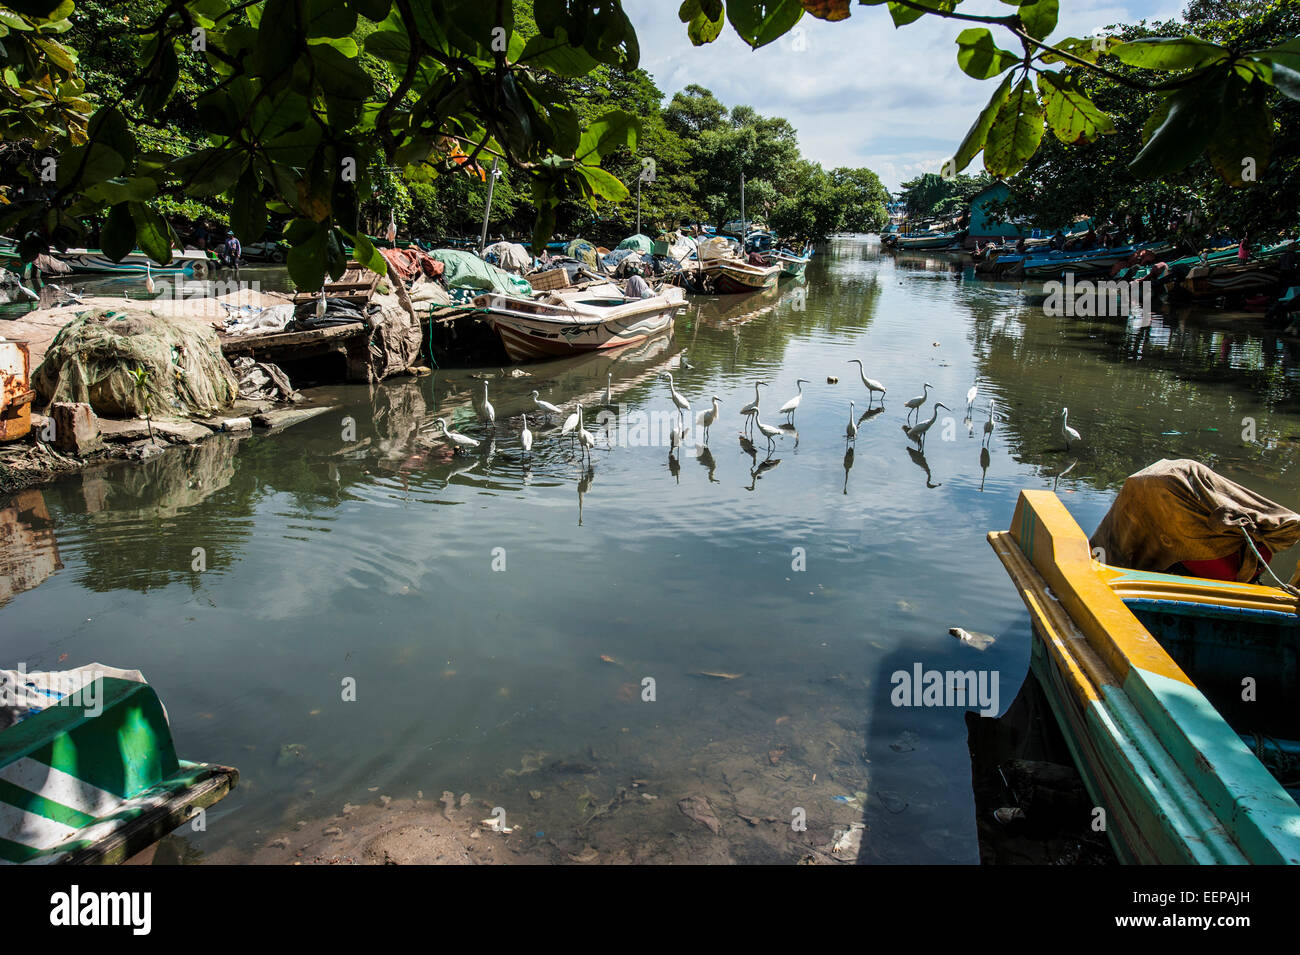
left=4, top=235, right=1299, bottom=863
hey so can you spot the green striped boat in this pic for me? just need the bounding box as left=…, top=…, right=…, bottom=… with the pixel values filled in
left=1, top=669, right=237, bottom=864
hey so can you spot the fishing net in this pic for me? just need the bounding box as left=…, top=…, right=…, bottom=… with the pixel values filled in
left=32, top=308, right=237, bottom=418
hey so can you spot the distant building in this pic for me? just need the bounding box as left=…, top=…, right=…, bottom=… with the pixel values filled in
left=965, top=182, right=1029, bottom=248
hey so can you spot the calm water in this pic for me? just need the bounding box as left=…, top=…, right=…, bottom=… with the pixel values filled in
left=4, top=236, right=1300, bottom=863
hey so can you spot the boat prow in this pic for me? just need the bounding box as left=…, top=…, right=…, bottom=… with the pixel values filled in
left=989, top=489, right=1300, bottom=864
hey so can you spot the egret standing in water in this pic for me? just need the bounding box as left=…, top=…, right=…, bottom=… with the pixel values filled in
left=739, top=381, right=765, bottom=435
left=696, top=395, right=721, bottom=443
left=966, top=384, right=978, bottom=413
left=144, top=262, right=155, bottom=295
left=531, top=390, right=563, bottom=421
left=983, top=399, right=998, bottom=445
left=1061, top=407, right=1080, bottom=451
left=605, top=372, right=613, bottom=406
left=480, top=380, right=495, bottom=426
left=577, top=404, right=595, bottom=463
left=561, top=403, right=581, bottom=449
left=847, top=360, right=886, bottom=406
left=520, top=414, right=533, bottom=455
left=845, top=400, right=858, bottom=444
left=435, top=418, right=480, bottom=454
left=662, top=372, right=690, bottom=422
left=905, top=402, right=950, bottom=448
left=778, top=379, right=809, bottom=422
left=904, top=383, right=933, bottom=424
left=753, top=412, right=782, bottom=451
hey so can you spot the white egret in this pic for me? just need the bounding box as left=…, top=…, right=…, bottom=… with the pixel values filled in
left=906, top=402, right=950, bottom=447
left=1061, top=406, right=1080, bottom=451
left=605, top=372, right=613, bottom=406
left=739, top=381, right=765, bottom=434
left=520, top=414, right=533, bottom=454
left=662, top=372, right=690, bottom=420
left=966, top=384, right=978, bottom=412
left=13, top=271, right=38, bottom=302
left=562, top=403, right=581, bottom=445
left=679, top=349, right=692, bottom=370
left=846, top=360, right=887, bottom=405
left=904, top=382, right=933, bottom=423
left=435, top=418, right=479, bottom=454
left=144, top=261, right=155, bottom=295
left=577, top=404, right=595, bottom=463
left=531, top=390, right=563, bottom=418
left=480, top=380, right=495, bottom=425
left=983, top=399, right=997, bottom=444
left=753, top=412, right=783, bottom=451
left=696, top=395, right=721, bottom=442
left=778, top=379, right=809, bottom=421
left=845, top=400, right=857, bottom=444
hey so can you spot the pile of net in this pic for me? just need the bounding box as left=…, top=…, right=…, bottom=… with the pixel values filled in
left=33, top=308, right=237, bottom=418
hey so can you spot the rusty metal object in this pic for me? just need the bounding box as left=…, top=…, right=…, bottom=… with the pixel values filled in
left=0, top=340, right=34, bottom=442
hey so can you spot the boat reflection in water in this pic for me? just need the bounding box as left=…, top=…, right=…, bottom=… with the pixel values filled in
left=0, top=490, right=62, bottom=609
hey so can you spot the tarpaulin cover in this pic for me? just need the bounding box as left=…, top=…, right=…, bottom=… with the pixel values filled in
left=1090, top=458, right=1300, bottom=584
left=617, top=233, right=655, bottom=253
left=33, top=308, right=237, bottom=417
left=382, top=246, right=444, bottom=282
left=483, top=241, right=532, bottom=273
left=430, top=249, right=533, bottom=296
left=1, top=664, right=148, bottom=732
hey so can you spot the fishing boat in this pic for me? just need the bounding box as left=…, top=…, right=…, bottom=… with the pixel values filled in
left=0, top=665, right=238, bottom=864
left=476, top=282, right=687, bottom=362
left=894, top=231, right=962, bottom=251
left=771, top=247, right=813, bottom=278
left=1014, top=243, right=1177, bottom=281
left=0, top=246, right=211, bottom=276
left=700, top=257, right=781, bottom=293
left=988, top=490, right=1300, bottom=863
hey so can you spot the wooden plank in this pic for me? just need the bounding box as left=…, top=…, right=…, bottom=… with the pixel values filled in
left=220, top=322, right=366, bottom=353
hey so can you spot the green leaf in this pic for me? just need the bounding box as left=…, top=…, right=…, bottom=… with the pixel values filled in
left=727, top=0, right=804, bottom=49
left=84, top=176, right=158, bottom=205
left=1018, top=0, right=1057, bottom=41
left=955, top=28, right=1019, bottom=80
left=304, top=0, right=356, bottom=37
left=287, top=219, right=327, bottom=291
left=128, top=202, right=172, bottom=265
left=1253, top=46, right=1300, bottom=101
left=1039, top=35, right=1113, bottom=65
left=576, top=109, right=640, bottom=162
left=952, top=72, right=1014, bottom=172
left=100, top=202, right=135, bottom=262
left=1110, top=36, right=1227, bottom=71
left=886, top=0, right=955, bottom=28
left=55, top=142, right=125, bottom=190
left=679, top=0, right=725, bottom=45
left=575, top=165, right=629, bottom=203
left=984, top=76, right=1045, bottom=178
left=1205, top=77, right=1272, bottom=187
left=518, top=32, right=599, bottom=76
left=231, top=167, right=268, bottom=245
left=1129, top=77, right=1221, bottom=178
left=363, top=28, right=409, bottom=63
left=350, top=231, right=387, bottom=276
left=1037, top=71, right=1115, bottom=145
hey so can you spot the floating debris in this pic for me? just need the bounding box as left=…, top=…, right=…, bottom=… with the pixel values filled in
left=949, top=627, right=996, bottom=651
left=677, top=794, right=722, bottom=834
left=695, top=670, right=743, bottom=680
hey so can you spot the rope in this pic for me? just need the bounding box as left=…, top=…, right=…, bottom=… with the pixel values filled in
left=1238, top=526, right=1300, bottom=597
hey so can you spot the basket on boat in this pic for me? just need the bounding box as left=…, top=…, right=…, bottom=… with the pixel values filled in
left=528, top=267, right=572, bottom=291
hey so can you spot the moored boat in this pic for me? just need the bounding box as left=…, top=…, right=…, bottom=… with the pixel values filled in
left=894, top=231, right=961, bottom=251
left=988, top=489, right=1300, bottom=863
left=477, top=282, right=687, bottom=363
left=771, top=247, right=812, bottom=278
left=0, top=247, right=212, bottom=276
left=1, top=664, right=238, bottom=864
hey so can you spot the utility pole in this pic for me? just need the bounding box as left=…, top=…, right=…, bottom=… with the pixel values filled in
left=478, top=158, right=499, bottom=254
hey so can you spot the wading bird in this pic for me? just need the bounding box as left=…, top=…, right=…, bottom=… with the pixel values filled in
left=577, top=405, right=595, bottom=463
left=605, top=372, right=613, bottom=406
left=532, top=390, right=563, bottom=420
left=753, top=412, right=783, bottom=451
left=696, top=395, right=721, bottom=443
left=966, top=384, right=978, bottom=412
left=561, top=405, right=580, bottom=445
left=1061, top=406, right=1080, bottom=451
left=778, top=379, right=809, bottom=422
left=905, top=402, right=950, bottom=448
left=679, top=349, right=692, bottom=370
left=520, top=414, right=533, bottom=455
left=739, top=381, right=765, bottom=434
left=144, top=261, right=155, bottom=295
left=436, top=418, right=480, bottom=454
left=904, top=383, right=933, bottom=424
left=845, top=400, right=857, bottom=444
left=847, top=360, right=886, bottom=405
left=480, top=380, right=495, bottom=426
left=983, top=399, right=998, bottom=445
left=663, top=372, right=690, bottom=421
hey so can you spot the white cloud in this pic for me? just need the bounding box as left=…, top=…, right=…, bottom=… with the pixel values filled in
left=623, top=0, right=1187, bottom=191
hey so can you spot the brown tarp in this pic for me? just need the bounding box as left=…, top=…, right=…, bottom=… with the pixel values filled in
left=1090, top=458, right=1300, bottom=584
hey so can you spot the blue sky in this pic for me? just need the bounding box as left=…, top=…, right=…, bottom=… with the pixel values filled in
left=622, top=0, right=1188, bottom=192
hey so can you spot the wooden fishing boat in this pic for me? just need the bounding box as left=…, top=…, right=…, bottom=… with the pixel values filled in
left=894, top=231, right=961, bottom=251
left=477, top=282, right=687, bottom=362
left=699, top=257, right=780, bottom=294
left=988, top=490, right=1300, bottom=863
left=1, top=667, right=238, bottom=864
left=771, top=249, right=812, bottom=278
left=1015, top=243, right=1177, bottom=280
left=0, top=247, right=211, bottom=276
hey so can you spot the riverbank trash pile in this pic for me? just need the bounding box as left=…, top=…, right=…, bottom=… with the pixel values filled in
left=33, top=308, right=237, bottom=418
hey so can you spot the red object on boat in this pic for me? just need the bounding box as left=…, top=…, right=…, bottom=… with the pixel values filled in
left=1177, top=543, right=1272, bottom=582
